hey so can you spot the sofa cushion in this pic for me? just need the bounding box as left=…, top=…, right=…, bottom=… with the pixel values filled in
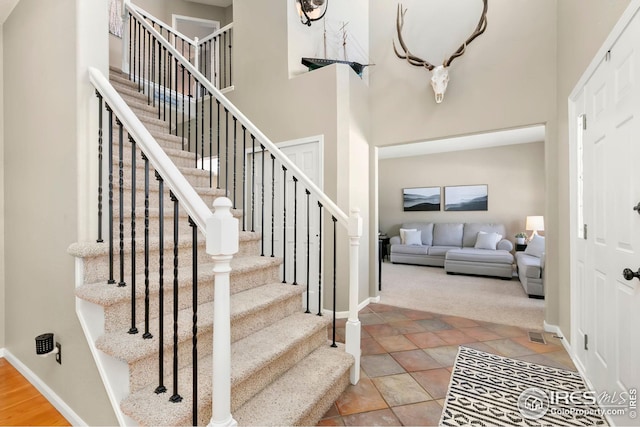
left=428, top=246, right=460, bottom=256
left=404, top=230, right=422, bottom=245
left=391, top=244, right=430, bottom=256
left=402, top=222, right=434, bottom=246
left=474, top=232, right=503, bottom=250
left=525, top=234, right=545, bottom=258
left=433, top=223, right=463, bottom=247
left=516, top=252, right=542, bottom=278
left=497, top=239, right=514, bottom=252
left=462, top=223, right=507, bottom=247
left=446, top=248, right=514, bottom=264
left=399, top=228, right=417, bottom=244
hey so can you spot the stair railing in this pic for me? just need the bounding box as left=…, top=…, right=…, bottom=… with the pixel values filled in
left=89, top=67, right=238, bottom=426
left=122, top=1, right=234, bottom=92
left=122, top=2, right=363, bottom=425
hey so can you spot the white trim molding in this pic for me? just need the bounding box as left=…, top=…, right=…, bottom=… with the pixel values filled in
left=2, top=350, right=88, bottom=426
left=325, top=295, right=379, bottom=319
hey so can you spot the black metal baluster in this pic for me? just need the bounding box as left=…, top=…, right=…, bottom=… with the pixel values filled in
left=129, top=136, right=138, bottom=334
left=151, top=38, right=156, bottom=109
left=201, top=84, right=205, bottom=171
left=96, top=92, right=104, bottom=243
left=143, top=153, right=152, bottom=339
left=163, top=46, right=167, bottom=121
left=133, top=18, right=138, bottom=87
left=177, top=60, right=182, bottom=138
left=229, top=28, right=233, bottom=87
left=305, top=189, right=311, bottom=313
left=282, top=166, right=287, bottom=283
left=168, top=53, right=172, bottom=130
left=142, top=25, right=147, bottom=100
left=233, top=117, right=237, bottom=208
left=331, top=216, right=338, bottom=347
left=154, top=172, right=166, bottom=395
left=129, top=17, right=133, bottom=81
left=117, top=118, right=126, bottom=288
left=293, top=176, right=298, bottom=285
left=223, top=32, right=227, bottom=88
left=242, top=126, right=246, bottom=231
left=216, top=100, right=221, bottom=189
left=137, top=19, right=141, bottom=90
left=181, top=64, right=185, bottom=150
left=169, top=192, right=182, bottom=403
left=194, top=77, right=198, bottom=167
left=251, top=135, right=256, bottom=232
left=209, top=93, right=213, bottom=188
left=107, top=104, right=115, bottom=284
left=225, top=109, right=229, bottom=197
left=213, top=35, right=218, bottom=88
left=260, top=144, right=265, bottom=257
left=187, top=71, right=192, bottom=148
left=271, top=154, right=275, bottom=258
left=317, top=203, right=323, bottom=316
left=189, top=217, right=198, bottom=425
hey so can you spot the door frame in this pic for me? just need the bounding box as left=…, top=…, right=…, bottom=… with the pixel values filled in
left=568, top=0, right=640, bottom=399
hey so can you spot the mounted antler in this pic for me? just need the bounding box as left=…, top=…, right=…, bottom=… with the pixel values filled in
left=393, top=1, right=488, bottom=103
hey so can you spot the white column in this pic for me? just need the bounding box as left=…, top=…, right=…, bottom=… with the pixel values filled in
left=121, top=0, right=130, bottom=75
left=207, top=198, right=238, bottom=427
left=345, top=208, right=362, bottom=385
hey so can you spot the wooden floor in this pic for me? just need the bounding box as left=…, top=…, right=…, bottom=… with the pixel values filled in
left=0, top=358, right=70, bottom=426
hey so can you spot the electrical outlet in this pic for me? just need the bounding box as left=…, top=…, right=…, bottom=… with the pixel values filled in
left=55, top=342, right=62, bottom=365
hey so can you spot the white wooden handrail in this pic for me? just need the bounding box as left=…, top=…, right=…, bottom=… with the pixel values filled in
left=89, top=67, right=213, bottom=232
left=126, top=2, right=196, bottom=46
left=197, top=22, right=233, bottom=46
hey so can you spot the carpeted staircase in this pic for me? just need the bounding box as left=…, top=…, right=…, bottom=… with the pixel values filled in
left=71, top=68, right=353, bottom=426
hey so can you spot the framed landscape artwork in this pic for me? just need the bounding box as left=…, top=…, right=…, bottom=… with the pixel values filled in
left=403, top=187, right=441, bottom=211
left=444, top=185, right=488, bottom=211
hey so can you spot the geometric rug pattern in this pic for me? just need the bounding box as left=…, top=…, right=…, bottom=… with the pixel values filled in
left=440, top=346, right=607, bottom=426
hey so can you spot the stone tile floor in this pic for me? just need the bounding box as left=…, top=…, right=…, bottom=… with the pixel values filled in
left=319, top=303, right=575, bottom=426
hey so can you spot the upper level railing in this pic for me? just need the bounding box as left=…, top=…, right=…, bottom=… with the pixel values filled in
left=123, top=1, right=234, bottom=92
left=117, top=2, right=363, bottom=425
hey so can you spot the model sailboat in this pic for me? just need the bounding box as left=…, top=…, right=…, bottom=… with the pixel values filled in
left=302, top=22, right=371, bottom=77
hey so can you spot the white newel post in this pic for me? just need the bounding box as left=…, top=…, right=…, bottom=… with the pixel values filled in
left=345, top=208, right=362, bottom=385
left=207, top=198, right=238, bottom=427
left=121, top=0, right=130, bottom=75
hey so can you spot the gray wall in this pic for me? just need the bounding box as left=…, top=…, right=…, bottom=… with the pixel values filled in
left=380, top=142, right=545, bottom=242
left=3, top=0, right=116, bottom=424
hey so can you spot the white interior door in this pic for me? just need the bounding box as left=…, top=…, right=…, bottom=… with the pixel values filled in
left=574, top=10, right=640, bottom=425
left=249, top=138, right=323, bottom=313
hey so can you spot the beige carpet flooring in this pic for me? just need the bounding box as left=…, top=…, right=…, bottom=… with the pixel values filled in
left=379, top=262, right=545, bottom=331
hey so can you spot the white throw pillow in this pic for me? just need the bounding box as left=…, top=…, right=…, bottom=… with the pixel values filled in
left=525, top=234, right=545, bottom=258
left=474, top=231, right=502, bottom=250
left=399, top=228, right=417, bottom=244
left=404, top=229, right=422, bottom=245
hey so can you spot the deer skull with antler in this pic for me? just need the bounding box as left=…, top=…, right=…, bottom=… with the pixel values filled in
left=393, top=1, right=488, bottom=103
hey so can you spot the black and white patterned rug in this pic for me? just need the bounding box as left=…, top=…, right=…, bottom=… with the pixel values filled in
left=439, top=346, right=608, bottom=426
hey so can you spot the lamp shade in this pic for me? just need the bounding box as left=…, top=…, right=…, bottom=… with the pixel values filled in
left=525, top=216, right=544, bottom=232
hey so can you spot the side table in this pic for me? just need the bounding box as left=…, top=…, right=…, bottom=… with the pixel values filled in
left=378, top=234, right=390, bottom=291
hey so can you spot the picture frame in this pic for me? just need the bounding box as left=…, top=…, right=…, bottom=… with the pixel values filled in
left=403, top=187, right=441, bottom=211
left=444, top=185, right=488, bottom=211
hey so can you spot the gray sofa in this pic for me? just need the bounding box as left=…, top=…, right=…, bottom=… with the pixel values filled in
left=515, top=235, right=545, bottom=298
left=389, top=222, right=514, bottom=279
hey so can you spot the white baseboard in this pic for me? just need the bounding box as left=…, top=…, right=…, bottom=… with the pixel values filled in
left=2, top=350, right=87, bottom=426
left=325, top=296, right=379, bottom=319
left=543, top=321, right=572, bottom=355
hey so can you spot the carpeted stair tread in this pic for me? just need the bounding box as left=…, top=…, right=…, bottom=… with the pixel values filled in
left=75, top=251, right=270, bottom=308
left=230, top=312, right=330, bottom=385
left=94, top=283, right=305, bottom=364
left=68, top=230, right=263, bottom=259
left=234, top=344, right=353, bottom=426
